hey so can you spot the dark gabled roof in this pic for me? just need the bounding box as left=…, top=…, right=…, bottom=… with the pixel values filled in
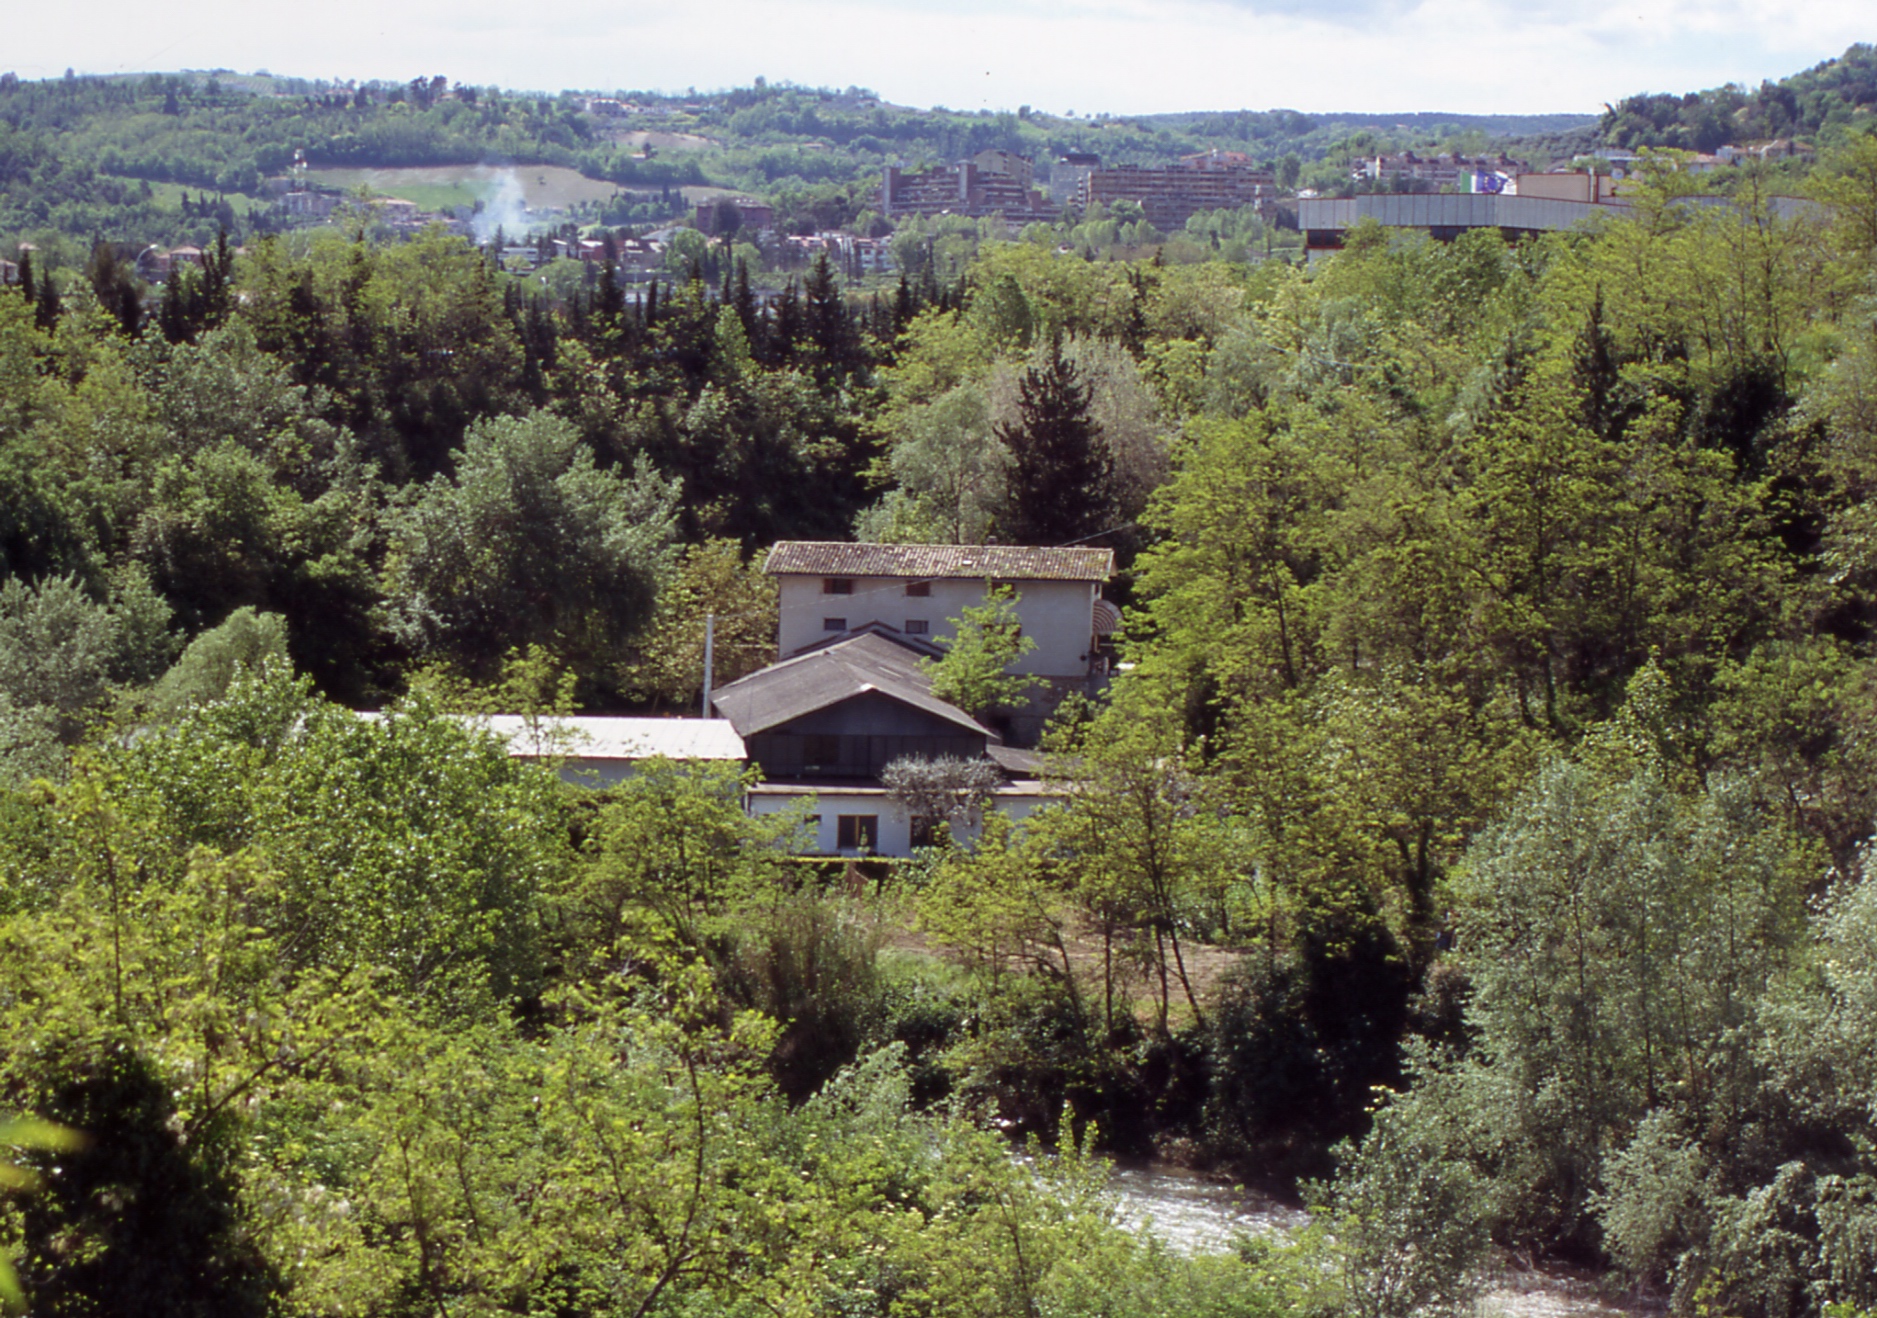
left=710, top=632, right=989, bottom=738
left=986, top=743, right=1045, bottom=778
left=764, top=541, right=1114, bottom=583
left=787, top=619, right=945, bottom=660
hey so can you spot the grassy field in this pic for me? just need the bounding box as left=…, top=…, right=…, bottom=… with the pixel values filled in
left=119, top=179, right=269, bottom=214
left=304, top=164, right=625, bottom=212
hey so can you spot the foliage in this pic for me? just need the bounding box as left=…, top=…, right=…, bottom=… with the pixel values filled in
left=921, top=584, right=1038, bottom=718
left=1313, top=1080, right=1490, bottom=1318
left=882, top=752, right=1005, bottom=836
left=384, top=409, right=679, bottom=688
left=995, top=333, right=1114, bottom=546
left=620, top=537, right=777, bottom=709
left=141, top=606, right=288, bottom=720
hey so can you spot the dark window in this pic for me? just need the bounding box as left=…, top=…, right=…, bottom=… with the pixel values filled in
left=823, top=578, right=854, bottom=595
left=910, top=816, right=937, bottom=848
left=803, top=814, right=822, bottom=846
left=837, top=814, right=878, bottom=851
left=822, top=617, right=846, bottom=631
left=804, top=735, right=839, bottom=767
left=904, top=619, right=929, bottom=635
left=906, top=581, right=931, bottom=597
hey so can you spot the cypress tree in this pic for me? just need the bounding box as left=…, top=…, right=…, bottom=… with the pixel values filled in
left=595, top=260, right=625, bottom=331
left=731, top=259, right=761, bottom=356
left=34, top=268, right=61, bottom=331
left=771, top=278, right=800, bottom=365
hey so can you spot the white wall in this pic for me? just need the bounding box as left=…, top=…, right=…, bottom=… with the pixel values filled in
left=746, top=786, right=1063, bottom=859
left=775, top=574, right=1097, bottom=679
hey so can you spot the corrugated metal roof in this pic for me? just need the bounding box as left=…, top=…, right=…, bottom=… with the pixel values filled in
left=481, top=716, right=747, bottom=761
left=710, top=632, right=988, bottom=737
left=764, top=541, right=1114, bottom=582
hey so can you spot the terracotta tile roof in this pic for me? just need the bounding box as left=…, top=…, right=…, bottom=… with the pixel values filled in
left=764, top=542, right=1113, bottom=582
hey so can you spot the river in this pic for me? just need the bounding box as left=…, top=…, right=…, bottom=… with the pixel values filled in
left=1108, top=1161, right=1649, bottom=1318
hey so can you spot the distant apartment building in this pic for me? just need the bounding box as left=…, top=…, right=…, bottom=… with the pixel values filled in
left=881, top=149, right=1054, bottom=221
left=782, top=232, right=894, bottom=275
left=1357, top=151, right=1532, bottom=191
left=277, top=189, right=340, bottom=219
left=1079, top=150, right=1277, bottom=229
left=1049, top=152, right=1100, bottom=204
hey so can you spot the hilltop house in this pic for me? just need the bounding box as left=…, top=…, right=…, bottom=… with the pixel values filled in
left=762, top=541, right=1116, bottom=745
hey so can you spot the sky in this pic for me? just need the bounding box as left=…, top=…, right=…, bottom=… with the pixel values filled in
left=10, top=0, right=1873, bottom=119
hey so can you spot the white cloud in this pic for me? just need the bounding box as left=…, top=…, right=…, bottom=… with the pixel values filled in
left=8, top=0, right=1870, bottom=116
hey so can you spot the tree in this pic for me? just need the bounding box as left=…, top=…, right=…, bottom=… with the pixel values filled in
left=620, top=538, right=777, bottom=711
left=995, top=335, right=1112, bottom=546
left=84, top=241, right=141, bottom=338
left=1035, top=701, right=1237, bottom=1036
left=1442, top=690, right=1806, bottom=1253
left=858, top=382, right=1006, bottom=545
left=0, top=573, right=173, bottom=743
left=385, top=410, right=679, bottom=687
left=1313, top=1076, right=1490, bottom=1318
left=578, top=757, right=794, bottom=951
left=142, top=606, right=289, bottom=720
left=920, top=585, right=1036, bottom=719
left=882, top=754, right=1004, bottom=840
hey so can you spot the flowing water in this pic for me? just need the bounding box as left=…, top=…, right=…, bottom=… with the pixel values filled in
left=1107, top=1162, right=1651, bottom=1318
left=1107, top=1160, right=1303, bottom=1251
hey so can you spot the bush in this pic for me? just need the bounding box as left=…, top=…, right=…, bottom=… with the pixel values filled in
left=714, top=893, right=887, bottom=1103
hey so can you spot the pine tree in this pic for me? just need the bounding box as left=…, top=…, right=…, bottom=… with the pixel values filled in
left=995, top=336, right=1112, bottom=546
left=15, top=251, right=32, bottom=306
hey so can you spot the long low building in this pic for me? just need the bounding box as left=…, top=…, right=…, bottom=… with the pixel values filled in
left=461, top=714, right=746, bottom=786
left=1299, top=193, right=1634, bottom=251
left=1300, top=191, right=1819, bottom=254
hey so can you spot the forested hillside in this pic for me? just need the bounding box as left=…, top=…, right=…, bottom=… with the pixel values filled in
left=0, top=66, right=1597, bottom=247
left=1601, top=42, right=1877, bottom=150
left=7, top=43, right=1875, bottom=252
left=5, top=50, right=1877, bottom=1318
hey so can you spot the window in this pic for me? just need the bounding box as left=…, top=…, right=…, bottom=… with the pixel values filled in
left=822, top=578, right=854, bottom=595
left=837, top=815, right=878, bottom=851
left=905, top=581, right=930, bottom=597
left=904, top=619, right=929, bottom=635
left=803, top=735, right=839, bottom=768
left=822, top=617, right=846, bottom=632
left=803, top=814, right=822, bottom=846
left=909, top=816, right=937, bottom=848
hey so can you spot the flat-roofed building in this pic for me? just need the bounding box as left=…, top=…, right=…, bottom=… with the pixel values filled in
left=1080, top=153, right=1277, bottom=229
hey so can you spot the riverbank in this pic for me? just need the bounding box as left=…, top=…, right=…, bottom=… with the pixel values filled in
left=1108, top=1160, right=1661, bottom=1318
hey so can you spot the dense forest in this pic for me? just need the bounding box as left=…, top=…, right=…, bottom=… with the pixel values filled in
left=6, top=47, right=1877, bottom=1318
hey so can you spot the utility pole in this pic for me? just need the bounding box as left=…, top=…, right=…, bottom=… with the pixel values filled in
left=700, top=613, right=715, bottom=717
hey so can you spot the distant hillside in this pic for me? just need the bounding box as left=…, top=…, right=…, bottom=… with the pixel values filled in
left=1600, top=42, right=1877, bottom=150
left=0, top=48, right=1868, bottom=251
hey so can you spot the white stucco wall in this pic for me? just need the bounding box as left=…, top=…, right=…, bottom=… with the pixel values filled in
left=746, top=784, right=1063, bottom=859
left=775, top=574, right=1097, bottom=679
